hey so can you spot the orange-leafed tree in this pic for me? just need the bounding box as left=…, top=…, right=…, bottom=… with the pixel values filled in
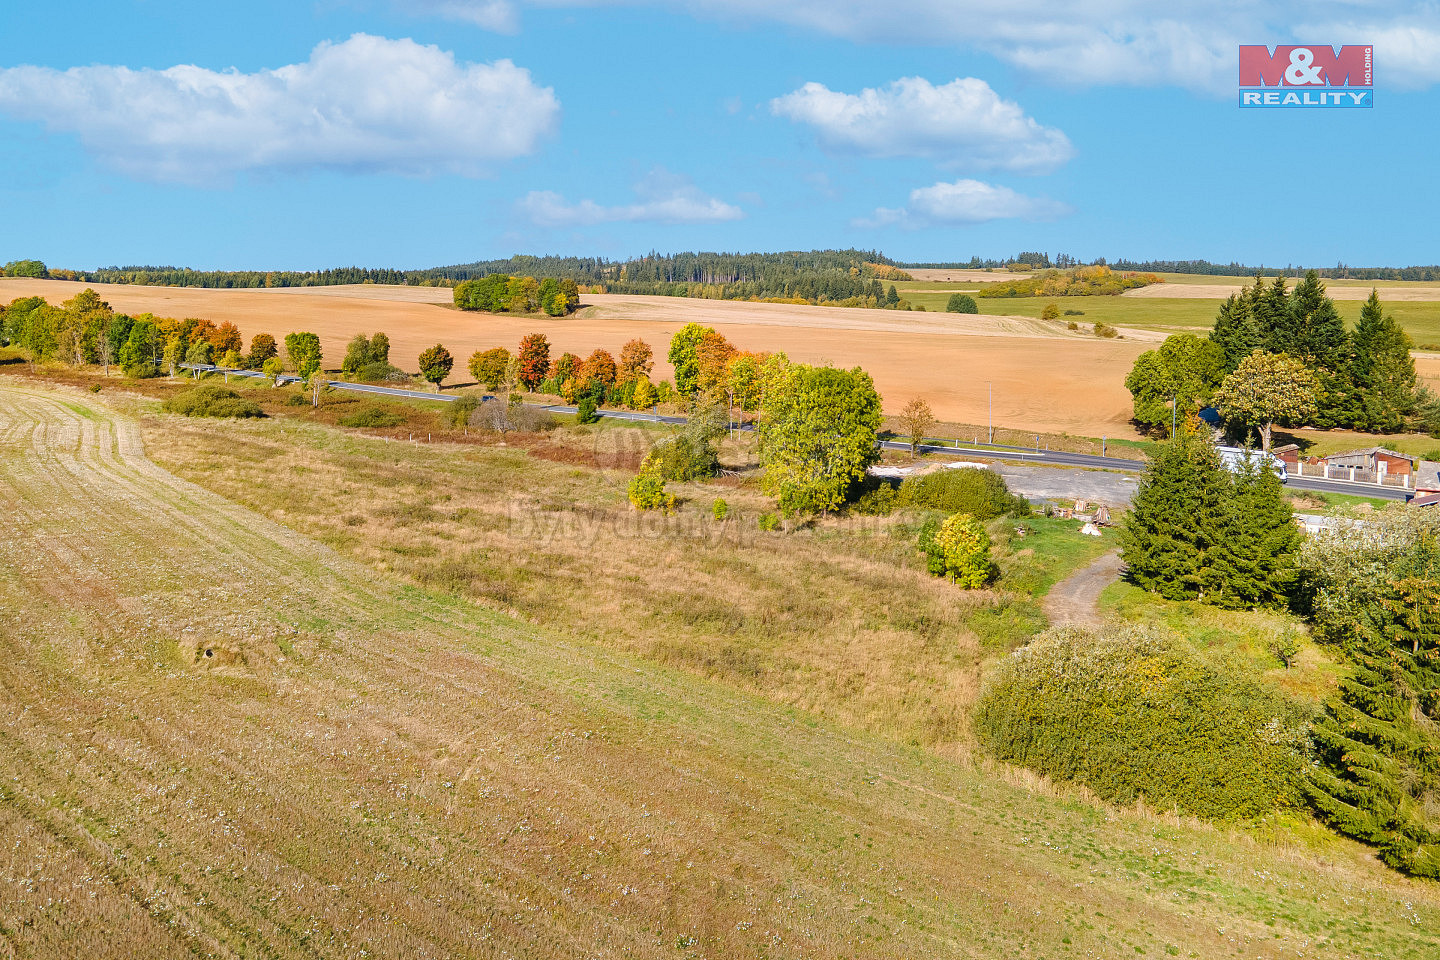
left=584, top=348, right=617, bottom=389
left=695, top=330, right=735, bottom=398
left=618, top=338, right=653, bottom=385
left=517, top=333, right=551, bottom=390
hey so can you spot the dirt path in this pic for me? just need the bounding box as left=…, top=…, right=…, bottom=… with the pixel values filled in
left=1043, top=550, right=1124, bottom=628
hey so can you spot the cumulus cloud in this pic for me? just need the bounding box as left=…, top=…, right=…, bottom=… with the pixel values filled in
left=0, top=34, right=559, bottom=184
left=519, top=168, right=743, bottom=226
left=859, top=179, right=1071, bottom=228
left=771, top=77, right=1072, bottom=173
left=428, top=1, right=1440, bottom=92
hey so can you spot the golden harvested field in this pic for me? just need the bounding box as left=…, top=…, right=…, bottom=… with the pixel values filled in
left=0, top=277, right=1156, bottom=437
left=4, top=378, right=1440, bottom=958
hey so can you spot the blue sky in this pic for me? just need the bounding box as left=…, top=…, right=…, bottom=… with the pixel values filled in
left=1, top=1, right=1437, bottom=270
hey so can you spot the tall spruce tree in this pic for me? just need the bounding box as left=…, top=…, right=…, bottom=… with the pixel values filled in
left=1209, top=453, right=1302, bottom=609
left=1251, top=275, right=1291, bottom=352
left=1305, top=534, right=1440, bottom=878
left=1280, top=271, right=1357, bottom=428
left=1118, top=434, right=1230, bottom=601
left=1352, top=290, right=1418, bottom=433
left=1210, top=290, right=1259, bottom=373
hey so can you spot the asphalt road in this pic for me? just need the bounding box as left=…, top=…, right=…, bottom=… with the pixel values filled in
left=180, top=364, right=1414, bottom=502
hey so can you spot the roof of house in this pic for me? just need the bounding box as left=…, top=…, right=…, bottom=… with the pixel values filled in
left=1415, top=460, right=1440, bottom=492
left=1409, top=492, right=1440, bottom=507
left=1319, top=446, right=1416, bottom=464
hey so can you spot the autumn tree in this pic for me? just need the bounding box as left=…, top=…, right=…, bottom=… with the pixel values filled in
left=209, top=321, right=243, bottom=356
left=695, top=330, right=736, bottom=399
left=516, top=333, right=551, bottom=390
left=921, top=513, right=993, bottom=587
left=1213, top=350, right=1319, bottom=451
left=553, top=351, right=580, bottom=385
left=418, top=344, right=455, bottom=387
left=583, top=348, right=617, bottom=390
left=899, top=397, right=935, bottom=455
left=618, top=338, right=654, bottom=385
left=758, top=363, right=882, bottom=516
left=247, top=333, right=278, bottom=369
left=468, top=347, right=511, bottom=390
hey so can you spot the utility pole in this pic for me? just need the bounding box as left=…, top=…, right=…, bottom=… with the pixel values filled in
left=988, top=381, right=993, bottom=445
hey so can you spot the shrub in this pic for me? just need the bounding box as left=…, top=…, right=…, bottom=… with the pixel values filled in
left=354, top=361, right=407, bottom=383
left=946, top=294, right=978, bottom=314
left=575, top=395, right=599, bottom=424
left=1041, top=302, right=1060, bottom=321
left=897, top=468, right=1029, bottom=519
left=261, top=356, right=284, bottom=380
left=628, top=465, right=674, bottom=512
left=849, top=480, right=897, bottom=516
left=757, top=512, right=781, bottom=531
left=973, top=625, right=1309, bottom=821
left=712, top=497, right=729, bottom=521
left=920, top=513, right=993, bottom=587
left=446, top=394, right=481, bottom=429
left=162, top=384, right=264, bottom=419
left=338, top=404, right=406, bottom=428
left=1066, top=321, right=1079, bottom=331
left=1094, top=322, right=1119, bottom=338
left=1063, top=308, right=1085, bottom=316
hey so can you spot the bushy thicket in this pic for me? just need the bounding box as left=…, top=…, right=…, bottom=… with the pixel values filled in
left=162, top=384, right=264, bottom=418
left=974, top=625, right=1309, bottom=821
left=978, top=266, right=1160, bottom=298
left=897, top=468, right=1029, bottom=519
left=338, top=404, right=406, bottom=428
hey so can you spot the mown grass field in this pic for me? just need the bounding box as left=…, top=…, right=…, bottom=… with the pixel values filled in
left=5, top=375, right=1440, bottom=958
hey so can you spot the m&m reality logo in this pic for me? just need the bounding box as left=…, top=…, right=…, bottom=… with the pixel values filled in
left=1239, top=45, right=1373, bottom=108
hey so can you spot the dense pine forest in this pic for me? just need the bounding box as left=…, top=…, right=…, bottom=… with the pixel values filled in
left=9, top=251, right=1440, bottom=292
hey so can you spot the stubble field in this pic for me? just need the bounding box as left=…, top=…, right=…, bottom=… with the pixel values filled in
left=3, top=377, right=1440, bottom=958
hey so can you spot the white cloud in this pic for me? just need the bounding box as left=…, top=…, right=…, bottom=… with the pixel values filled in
left=0, top=34, right=559, bottom=184
left=859, top=179, right=1071, bottom=228
left=771, top=77, right=1072, bottom=173
left=429, top=1, right=1440, bottom=92
left=410, top=0, right=519, bottom=32
left=519, top=168, right=743, bottom=226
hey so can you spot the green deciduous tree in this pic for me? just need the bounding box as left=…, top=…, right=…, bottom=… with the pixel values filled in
left=418, top=344, right=454, bottom=386
left=283, top=332, right=322, bottom=379
left=921, top=513, right=993, bottom=587
left=1213, top=350, right=1319, bottom=451
left=757, top=363, right=882, bottom=516
left=667, top=323, right=715, bottom=397
left=1124, top=334, right=1226, bottom=434
left=945, top=293, right=978, bottom=314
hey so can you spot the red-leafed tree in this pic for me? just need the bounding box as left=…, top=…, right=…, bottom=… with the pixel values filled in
left=517, top=333, right=551, bottom=390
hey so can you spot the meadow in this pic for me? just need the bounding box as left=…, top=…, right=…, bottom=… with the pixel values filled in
left=5, top=373, right=1440, bottom=959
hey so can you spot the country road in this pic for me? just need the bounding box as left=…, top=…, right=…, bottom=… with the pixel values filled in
left=182, top=364, right=1412, bottom=505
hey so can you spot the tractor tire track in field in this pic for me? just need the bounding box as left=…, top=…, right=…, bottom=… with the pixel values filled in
left=0, top=382, right=1435, bottom=960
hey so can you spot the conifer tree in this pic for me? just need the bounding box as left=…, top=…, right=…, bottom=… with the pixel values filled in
left=1209, top=453, right=1301, bottom=608
left=1305, top=534, right=1440, bottom=878
left=1352, top=290, right=1418, bottom=433
left=1118, top=435, right=1229, bottom=601
left=1209, top=291, right=1259, bottom=373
